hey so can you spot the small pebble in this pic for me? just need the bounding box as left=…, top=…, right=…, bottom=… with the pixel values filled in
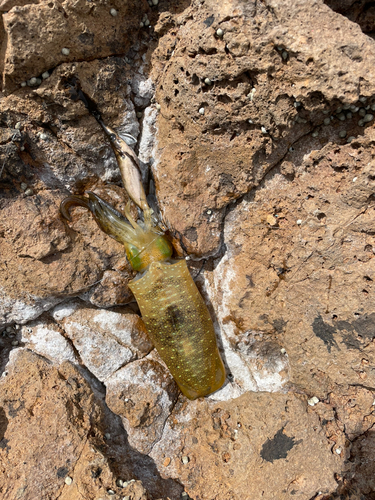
left=296, top=219, right=302, bottom=225
left=136, top=111, right=143, bottom=118
left=198, top=107, right=205, bottom=115
left=11, top=340, right=18, bottom=346
left=110, top=8, right=117, bottom=16
left=122, top=481, right=129, bottom=488
left=353, top=177, right=357, bottom=182
left=343, top=104, right=350, bottom=110
left=6, top=326, right=12, bottom=332
left=294, top=101, right=301, bottom=108
left=322, top=110, right=329, bottom=114
left=307, top=396, right=319, bottom=406
left=39, top=133, right=48, bottom=140
left=248, top=119, right=253, bottom=124
left=337, top=113, right=346, bottom=121
left=339, top=130, right=347, bottom=138
left=359, top=96, right=367, bottom=103
left=371, top=104, right=375, bottom=111
left=42, top=71, right=50, bottom=80
left=351, top=106, right=359, bottom=113
left=15, top=122, right=22, bottom=130
left=248, top=88, right=256, bottom=101
left=358, top=108, right=366, bottom=117
left=116, top=479, right=124, bottom=488
left=65, top=477, right=73, bottom=485
left=335, top=106, right=342, bottom=114
left=358, top=119, right=364, bottom=127
left=181, top=493, right=189, bottom=499
left=123, top=497, right=130, bottom=500
left=346, top=112, right=352, bottom=119
left=152, top=0, right=159, bottom=5
left=261, top=126, right=267, bottom=134
left=144, top=19, right=150, bottom=26
left=181, top=456, right=189, bottom=464
left=107, top=490, right=115, bottom=495
left=363, top=113, right=374, bottom=123
left=105, top=433, right=111, bottom=439
left=335, top=447, right=342, bottom=455
left=216, top=28, right=223, bottom=37
left=21, top=81, right=27, bottom=87
left=155, top=103, right=161, bottom=110
left=61, top=47, right=70, bottom=55
left=280, top=348, right=286, bottom=354
left=323, top=117, right=330, bottom=125
left=163, top=457, right=171, bottom=467
left=282, top=50, right=288, bottom=60
left=204, top=77, right=212, bottom=85
left=347, top=136, right=355, bottom=143
left=312, top=130, right=319, bottom=137
left=28, top=77, right=42, bottom=87
left=24, top=188, right=33, bottom=196
left=289, top=146, right=295, bottom=152
left=139, top=21, right=144, bottom=27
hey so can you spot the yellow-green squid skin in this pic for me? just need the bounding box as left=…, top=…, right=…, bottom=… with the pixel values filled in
left=60, top=191, right=226, bottom=400
left=129, top=259, right=226, bottom=399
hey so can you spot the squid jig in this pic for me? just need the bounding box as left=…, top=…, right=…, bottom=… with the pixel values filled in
left=60, top=113, right=226, bottom=400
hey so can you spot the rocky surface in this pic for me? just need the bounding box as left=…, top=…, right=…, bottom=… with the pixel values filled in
left=1, top=0, right=375, bottom=499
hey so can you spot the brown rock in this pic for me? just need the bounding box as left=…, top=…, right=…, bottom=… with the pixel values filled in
left=0, top=348, right=135, bottom=500
left=1, top=0, right=147, bottom=90
left=150, top=392, right=340, bottom=499
left=151, top=0, right=375, bottom=256
left=0, top=187, right=129, bottom=327
left=105, top=355, right=179, bottom=454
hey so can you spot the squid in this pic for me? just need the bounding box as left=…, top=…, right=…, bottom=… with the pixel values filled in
left=60, top=116, right=226, bottom=400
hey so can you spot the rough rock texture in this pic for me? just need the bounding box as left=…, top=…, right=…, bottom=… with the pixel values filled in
left=1, top=0, right=375, bottom=498
left=0, top=349, right=150, bottom=500
left=52, top=300, right=154, bottom=381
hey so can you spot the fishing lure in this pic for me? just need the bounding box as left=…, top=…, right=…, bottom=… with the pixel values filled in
left=60, top=116, right=226, bottom=400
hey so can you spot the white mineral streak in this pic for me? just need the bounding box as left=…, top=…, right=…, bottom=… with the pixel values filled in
left=62, top=318, right=134, bottom=381
left=0, top=287, right=63, bottom=327
left=51, top=300, right=81, bottom=321
left=21, top=323, right=77, bottom=365
left=138, top=106, right=158, bottom=164
left=204, top=199, right=290, bottom=402
left=51, top=302, right=152, bottom=382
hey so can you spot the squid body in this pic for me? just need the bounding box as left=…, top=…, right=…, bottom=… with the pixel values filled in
left=60, top=119, right=226, bottom=400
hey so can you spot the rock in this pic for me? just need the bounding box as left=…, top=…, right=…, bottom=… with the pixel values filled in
left=151, top=0, right=375, bottom=256
left=88, top=269, right=135, bottom=308
left=1, top=0, right=147, bottom=91
left=105, top=354, right=179, bottom=454
left=52, top=300, right=153, bottom=382
left=0, top=187, right=130, bottom=328
left=0, top=348, right=140, bottom=500
left=149, top=392, right=340, bottom=499
left=1, top=0, right=375, bottom=498
left=21, top=316, right=77, bottom=364
left=202, top=126, right=375, bottom=399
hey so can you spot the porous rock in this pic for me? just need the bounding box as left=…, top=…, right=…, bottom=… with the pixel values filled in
left=105, top=354, right=179, bottom=454
left=0, top=0, right=375, bottom=498
left=0, top=348, right=148, bottom=500
left=150, top=392, right=340, bottom=500
left=151, top=0, right=375, bottom=256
